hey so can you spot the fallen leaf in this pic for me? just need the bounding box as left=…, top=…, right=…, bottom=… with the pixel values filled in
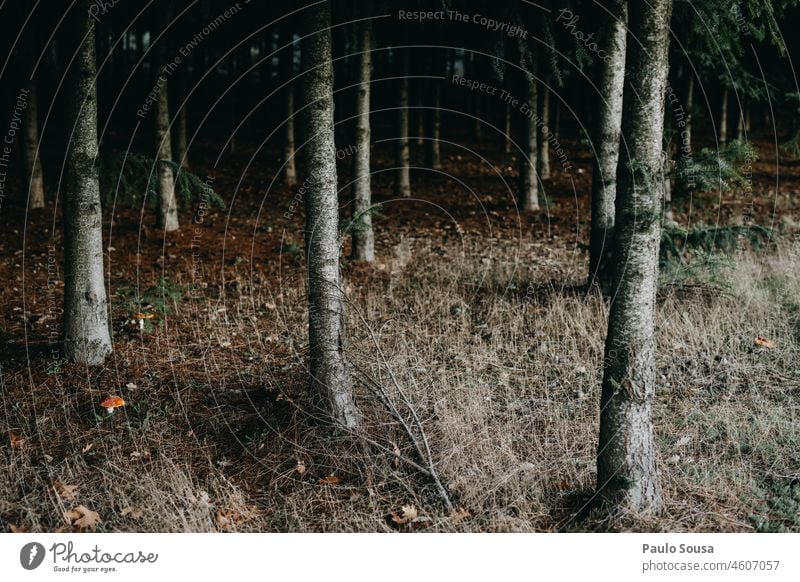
left=53, top=481, right=78, bottom=501
left=66, top=505, right=101, bottom=531
left=391, top=441, right=401, bottom=468
left=390, top=504, right=418, bottom=525
left=9, top=433, right=26, bottom=449
left=754, top=336, right=776, bottom=348
left=450, top=507, right=472, bottom=522
left=216, top=511, right=231, bottom=530
left=295, top=460, right=306, bottom=475
left=9, top=524, right=27, bottom=533
left=121, top=506, right=143, bottom=519
left=318, top=475, right=341, bottom=485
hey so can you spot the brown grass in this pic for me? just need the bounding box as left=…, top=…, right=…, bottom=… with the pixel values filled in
left=1, top=234, right=799, bottom=532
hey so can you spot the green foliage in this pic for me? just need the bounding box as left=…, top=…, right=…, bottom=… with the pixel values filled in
left=780, top=131, right=800, bottom=159
left=674, top=140, right=758, bottom=194
left=98, top=151, right=224, bottom=210
left=341, top=203, right=384, bottom=237
left=750, top=480, right=800, bottom=532
left=115, top=277, right=187, bottom=328
left=660, top=223, right=773, bottom=262
left=659, top=224, right=774, bottom=289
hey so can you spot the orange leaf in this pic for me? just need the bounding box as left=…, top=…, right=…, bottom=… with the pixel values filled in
left=9, top=433, right=26, bottom=449
left=318, top=475, right=341, bottom=485
left=450, top=507, right=472, bottom=522
left=65, top=505, right=101, bottom=531
left=754, top=336, right=776, bottom=348
left=390, top=504, right=418, bottom=525
left=53, top=481, right=78, bottom=501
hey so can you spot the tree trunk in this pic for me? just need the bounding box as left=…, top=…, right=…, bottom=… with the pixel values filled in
left=282, top=30, right=297, bottom=187
left=351, top=20, right=374, bottom=263
left=155, top=62, right=179, bottom=231
left=589, top=0, right=627, bottom=289
left=172, top=73, right=190, bottom=170
left=684, top=74, right=693, bottom=151
left=396, top=51, right=411, bottom=198
left=302, top=1, right=361, bottom=428
left=425, top=80, right=441, bottom=170
left=504, top=102, right=511, bottom=153
left=538, top=80, right=550, bottom=180
left=63, top=1, right=112, bottom=365
left=737, top=100, right=746, bottom=141
left=596, top=0, right=672, bottom=515
left=519, top=71, right=539, bottom=212
left=719, top=89, right=728, bottom=146
left=25, top=80, right=45, bottom=209
left=416, top=89, right=424, bottom=146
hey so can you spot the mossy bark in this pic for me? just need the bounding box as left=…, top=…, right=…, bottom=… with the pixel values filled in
left=25, top=80, right=45, bottom=209
left=396, top=51, right=411, bottom=198
left=596, top=0, right=673, bottom=515
left=302, top=1, right=361, bottom=428
left=351, top=20, right=374, bottom=263
left=589, top=0, right=627, bottom=289
left=63, top=1, right=112, bottom=365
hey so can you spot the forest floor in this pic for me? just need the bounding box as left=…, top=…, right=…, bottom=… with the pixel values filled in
left=1, top=132, right=800, bottom=532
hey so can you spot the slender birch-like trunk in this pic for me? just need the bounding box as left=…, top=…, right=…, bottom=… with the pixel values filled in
left=302, top=1, right=361, bottom=428
left=425, top=80, right=441, bottom=170
left=351, top=20, right=374, bottom=262
left=396, top=51, right=411, bottom=198
left=519, top=71, right=539, bottom=212
left=63, top=1, right=112, bottom=365
left=25, top=80, right=45, bottom=209
left=719, top=89, right=729, bottom=146
left=282, top=29, right=297, bottom=187
left=172, top=72, right=189, bottom=170
left=596, top=0, right=673, bottom=515
left=538, top=80, right=550, bottom=180
left=589, top=0, right=627, bottom=288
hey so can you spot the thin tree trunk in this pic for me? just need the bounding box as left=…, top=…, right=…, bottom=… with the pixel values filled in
left=596, top=0, right=672, bottom=515
left=282, top=29, right=297, bottom=186
left=172, top=73, right=189, bottom=170
left=504, top=102, right=511, bottom=153
left=425, top=80, right=441, bottom=170
left=684, top=74, right=693, bottom=151
left=25, top=80, right=45, bottom=209
left=302, top=1, right=360, bottom=428
left=416, top=89, right=424, bottom=146
left=538, top=80, right=550, bottom=180
left=63, top=1, right=112, bottom=365
left=554, top=98, right=561, bottom=140
left=519, top=71, right=539, bottom=212
left=719, top=88, right=728, bottom=146
left=589, top=0, right=627, bottom=289
left=737, top=100, right=746, bottom=141
left=351, top=20, right=374, bottom=263
left=396, top=51, right=411, bottom=198
left=155, top=62, right=179, bottom=231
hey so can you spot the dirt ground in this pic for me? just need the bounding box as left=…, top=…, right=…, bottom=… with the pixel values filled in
left=1, top=131, right=799, bottom=532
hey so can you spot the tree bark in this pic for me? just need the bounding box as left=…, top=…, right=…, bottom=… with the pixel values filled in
left=719, top=88, right=728, bottom=146
left=425, top=79, right=441, bottom=170
left=596, top=0, right=672, bottom=515
left=589, top=0, right=627, bottom=289
left=519, top=71, right=539, bottom=212
left=302, top=1, right=361, bottom=428
left=282, top=29, right=297, bottom=187
left=172, top=72, right=190, bottom=170
left=63, top=1, right=112, bottom=365
left=25, top=80, right=45, bottom=209
left=684, top=74, right=693, bottom=151
left=351, top=20, right=374, bottom=263
left=396, top=51, right=411, bottom=198
left=538, top=80, right=551, bottom=180
left=504, top=102, right=512, bottom=153
left=155, top=60, right=179, bottom=231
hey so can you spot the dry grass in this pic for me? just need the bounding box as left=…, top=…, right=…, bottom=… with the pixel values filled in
left=1, top=235, right=799, bottom=532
